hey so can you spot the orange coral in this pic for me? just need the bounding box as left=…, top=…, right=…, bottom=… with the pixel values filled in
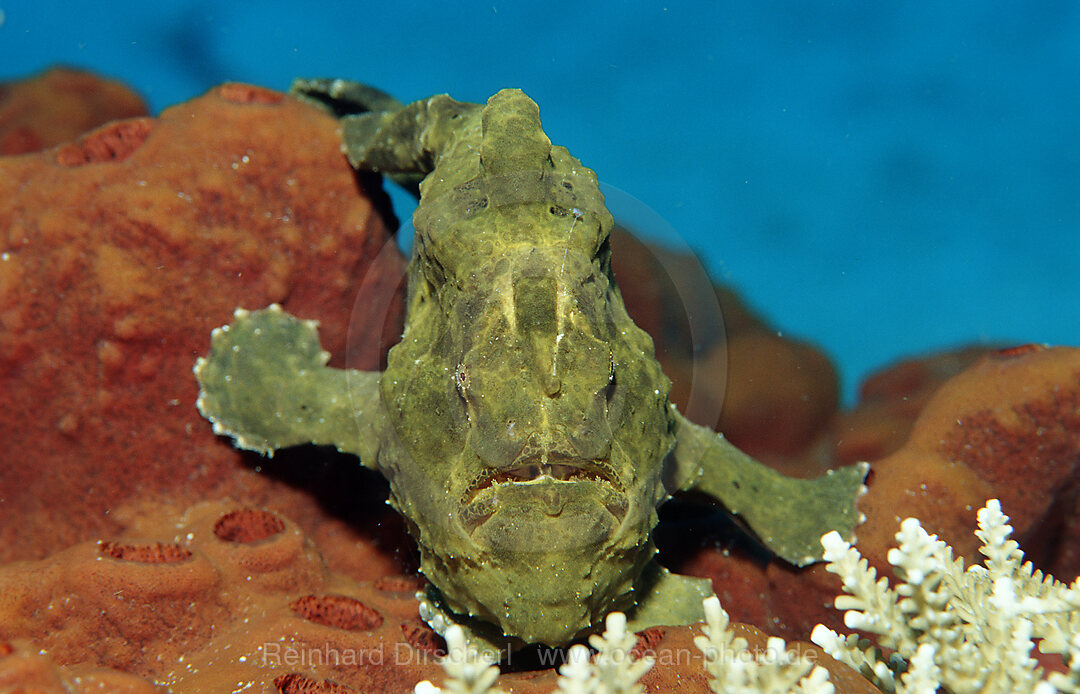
left=612, top=228, right=840, bottom=462
left=0, top=67, right=148, bottom=155
left=291, top=595, right=385, bottom=631
left=0, top=82, right=407, bottom=567
left=672, top=346, right=1080, bottom=641
left=214, top=508, right=287, bottom=543
left=55, top=117, right=154, bottom=166
left=0, top=502, right=435, bottom=691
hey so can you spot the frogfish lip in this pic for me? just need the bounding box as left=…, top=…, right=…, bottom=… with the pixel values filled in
left=458, top=453, right=627, bottom=535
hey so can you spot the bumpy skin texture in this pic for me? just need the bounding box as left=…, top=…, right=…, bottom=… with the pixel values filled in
left=196, top=83, right=868, bottom=648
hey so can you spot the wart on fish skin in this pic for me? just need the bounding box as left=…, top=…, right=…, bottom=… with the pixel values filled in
left=194, top=80, right=868, bottom=653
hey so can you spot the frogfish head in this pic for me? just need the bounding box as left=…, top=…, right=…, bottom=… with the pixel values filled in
left=381, top=237, right=676, bottom=644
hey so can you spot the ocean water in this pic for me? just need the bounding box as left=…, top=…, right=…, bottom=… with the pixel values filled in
left=3, top=1, right=1077, bottom=401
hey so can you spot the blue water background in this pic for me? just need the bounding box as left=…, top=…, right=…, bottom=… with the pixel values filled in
left=3, top=1, right=1077, bottom=402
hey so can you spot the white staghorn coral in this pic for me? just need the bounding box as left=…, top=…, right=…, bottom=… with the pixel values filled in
left=414, top=624, right=505, bottom=694
left=555, top=644, right=595, bottom=693
left=812, top=499, right=1080, bottom=694
left=417, top=612, right=654, bottom=694
left=694, top=595, right=835, bottom=694
left=420, top=601, right=829, bottom=694
left=557, top=611, right=655, bottom=694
